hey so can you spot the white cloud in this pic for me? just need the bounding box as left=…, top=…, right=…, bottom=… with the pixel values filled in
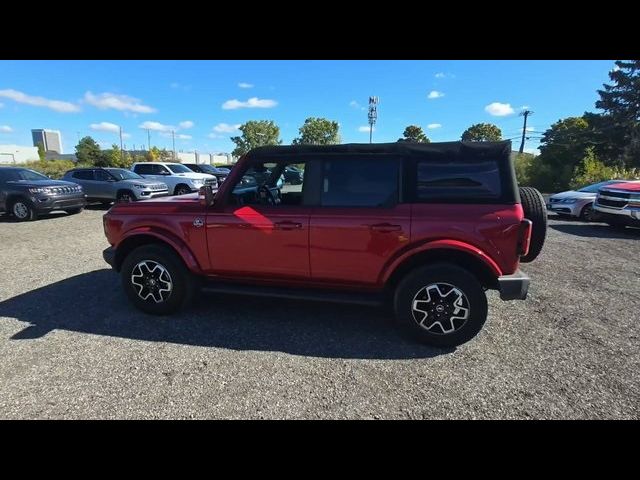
left=238, top=82, right=254, bottom=89
left=427, top=123, right=442, bottom=129
left=179, top=120, right=194, bottom=129
left=427, top=90, right=444, bottom=99
left=170, top=82, right=191, bottom=91
left=434, top=72, right=455, bottom=79
left=90, top=121, right=120, bottom=133
left=526, top=126, right=535, bottom=132
left=84, top=91, right=156, bottom=113
left=0, top=88, right=80, bottom=113
left=161, top=132, right=191, bottom=140
left=612, top=64, right=621, bottom=72
left=0, top=125, right=12, bottom=133
left=358, top=126, right=374, bottom=133
left=208, top=133, right=224, bottom=139
left=222, top=97, right=277, bottom=110
left=138, top=121, right=174, bottom=132
left=213, top=122, right=240, bottom=133
left=485, top=102, right=515, bottom=116
left=349, top=100, right=366, bottom=111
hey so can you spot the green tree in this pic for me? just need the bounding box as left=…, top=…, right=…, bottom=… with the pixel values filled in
left=292, top=117, right=340, bottom=145
left=397, top=125, right=430, bottom=143
left=461, top=123, right=502, bottom=142
left=231, top=120, right=281, bottom=157
left=158, top=148, right=173, bottom=162
left=592, top=60, right=640, bottom=167
left=37, top=142, right=46, bottom=161
left=147, top=146, right=161, bottom=162
left=75, top=136, right=103, bottom=165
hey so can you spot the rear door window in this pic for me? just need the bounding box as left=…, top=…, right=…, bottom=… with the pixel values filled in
left=320, top=158, right=398, bottom=207
left=73, top=170, right=94, bottom=180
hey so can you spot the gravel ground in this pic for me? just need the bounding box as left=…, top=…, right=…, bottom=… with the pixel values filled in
left=0, top=206, right=639, bottom=419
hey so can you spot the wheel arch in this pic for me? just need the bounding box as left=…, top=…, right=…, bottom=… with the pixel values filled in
left=114, top=229, right=203, bottom=274
left=383, top=242, right=502, bottom=292
left=116, top=188, right=135, bottom=199
left=174, top=183, right=191, bottom=195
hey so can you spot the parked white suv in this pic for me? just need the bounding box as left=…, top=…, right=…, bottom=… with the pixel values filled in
left=131, top=162, right=217, bottom=196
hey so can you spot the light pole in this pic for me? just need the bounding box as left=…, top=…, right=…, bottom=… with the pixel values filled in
left=368, top=96, right=379, bottom=144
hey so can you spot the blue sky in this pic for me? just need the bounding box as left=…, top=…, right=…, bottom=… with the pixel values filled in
left=0, top=60, right=616, bottom=155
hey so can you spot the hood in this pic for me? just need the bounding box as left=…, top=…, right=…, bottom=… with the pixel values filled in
left=7, top=179, right=80, bottom=189
left=119, top=178, right=167, bottom=188
left=604, top=181, right=640, bottom=192
left=550, top=190, right=596, bottom=200
left=108, top=191, right=203, bottom=214
left=171, top=172, right=215, bottom=180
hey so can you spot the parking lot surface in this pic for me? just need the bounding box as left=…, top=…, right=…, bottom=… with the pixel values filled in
left=1, top=207, right=639, bottom=419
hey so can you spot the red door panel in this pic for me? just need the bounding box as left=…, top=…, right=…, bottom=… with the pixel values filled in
left=309, top=204, right=411, bottom=285
left=206, top=205, right=311, bottom=279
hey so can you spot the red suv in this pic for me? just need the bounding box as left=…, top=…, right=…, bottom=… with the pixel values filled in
left=102, top=142, right=546, bottom=346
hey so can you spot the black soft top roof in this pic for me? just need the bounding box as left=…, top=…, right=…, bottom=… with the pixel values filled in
left=246, top=140, right=512, bottom=161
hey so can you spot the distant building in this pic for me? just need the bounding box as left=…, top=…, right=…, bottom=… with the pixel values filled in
left=31, top=129, right=63, bottom=154
left=45, top=152, right=77, bottom=161
left=0, top=145, right=40, bottom=164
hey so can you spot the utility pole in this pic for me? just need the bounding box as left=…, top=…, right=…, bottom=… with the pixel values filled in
left=172, top=130, right=176, bottom=161
left=368, top=96, right=379, bottom=144
left=519, top=109, right=533, bottom=153
left=119, top=126, right=124, bottom=160
left=147, top=129, right=151, bottom=151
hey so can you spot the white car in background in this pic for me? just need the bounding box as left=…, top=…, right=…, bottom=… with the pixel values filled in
left=547, top=180, right=631, bottom=221
left=131, top=162, right=217, bottom=196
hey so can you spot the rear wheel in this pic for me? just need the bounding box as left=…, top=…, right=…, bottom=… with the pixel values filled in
left=394, top=263, right=488, bottom=347
left=121, top=244, right=195, bottom=315
left=519, top=187, right=547, bottom=263
left=10, top=198, right=36, bottom=222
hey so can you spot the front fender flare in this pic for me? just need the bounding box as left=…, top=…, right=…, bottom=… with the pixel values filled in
left=117, top=227, right=203, bottom=274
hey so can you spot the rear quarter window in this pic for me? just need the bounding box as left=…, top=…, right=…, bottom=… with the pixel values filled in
left=415, top=159, right=501, bottom=202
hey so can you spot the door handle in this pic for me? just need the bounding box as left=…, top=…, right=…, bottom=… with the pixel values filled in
left=275, top=221, right=303, bottom=230
left=369, top=223, right=402, bottom=233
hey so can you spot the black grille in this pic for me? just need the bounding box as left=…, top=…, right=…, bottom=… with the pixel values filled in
left=597, top=197, right=627, bottom=208
left=600, top=189, right=631, bottom=199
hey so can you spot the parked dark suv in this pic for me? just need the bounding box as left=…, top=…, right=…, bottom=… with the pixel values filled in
left=0, top=167, right=86, bottom=221
left=182, top=163, right=229, bottom=184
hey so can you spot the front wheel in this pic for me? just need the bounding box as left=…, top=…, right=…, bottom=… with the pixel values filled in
left=174, top=185, right=192, bottom=196
left=579, top=203, right=595, bottom=222
left=121, top=244, right=195, bottom=315
left=10, top=199, right=36, bottom=222
left=394, top=263, right=488, bottom=347
left=65, top=207, right=84, bottom=215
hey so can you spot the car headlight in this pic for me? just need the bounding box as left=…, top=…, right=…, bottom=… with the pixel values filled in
left=133, top=184, right=146, bottom=189
left=29, top=187, right=49, bottom=194
left=190, top=179, right=204, bottom=186
left=562, top=198, right=578, bottom=204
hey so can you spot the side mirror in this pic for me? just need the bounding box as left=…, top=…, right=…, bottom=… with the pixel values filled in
left=199, top=185, right=215, bottom=207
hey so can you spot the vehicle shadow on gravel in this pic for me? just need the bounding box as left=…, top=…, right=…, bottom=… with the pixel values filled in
left=550, top=223, right=640, bottom=239
left=0, top=212, right=70, bottom=223
left=0, top=269, right=450, bottom=360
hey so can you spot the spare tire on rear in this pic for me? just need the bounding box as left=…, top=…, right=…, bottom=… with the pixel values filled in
left=519, top=187, right=547, bottom=263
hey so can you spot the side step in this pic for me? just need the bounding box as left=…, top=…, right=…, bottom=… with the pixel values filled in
left=200, top=282, right=385, bottom=307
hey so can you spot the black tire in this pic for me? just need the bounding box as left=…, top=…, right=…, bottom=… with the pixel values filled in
left=579, top=203, right=595, bottom=222
left=65, top=207, right=84, bottom=215
left=120, top=244, right=196, bottom=315
left=394, top=263, right=488, bottom=348
left=519, top=187, right=547, bottom=263
left=174, top=184, right=191, bottom=196
left=9, top=198, right=36, bottom=222
left=117, top=190, right=135, bottom=203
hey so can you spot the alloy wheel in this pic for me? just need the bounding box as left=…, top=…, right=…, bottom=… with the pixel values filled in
left=130, top=260, right=173, bottom=303
left=13, top=202, right=29, bottom=219
left=411, top=283, right=470, bottom=334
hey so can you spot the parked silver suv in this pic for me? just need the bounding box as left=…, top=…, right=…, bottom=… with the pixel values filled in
left=63, top=168, right=169, bottom=203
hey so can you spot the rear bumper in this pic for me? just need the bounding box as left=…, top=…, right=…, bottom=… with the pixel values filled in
left=498, top=270, right=529, bottom=300
left=103, top=246, right=116, bottom=269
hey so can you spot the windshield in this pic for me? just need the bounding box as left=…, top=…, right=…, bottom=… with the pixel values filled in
left=4, top=169, right=49, bottom=181
left=167, top=164, right=192, bottom=174
left=107, top=168, right=143, bottom=180
left=198, top=164, right=217, bottom=174
left=578, top=180, right=624, bottom=193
